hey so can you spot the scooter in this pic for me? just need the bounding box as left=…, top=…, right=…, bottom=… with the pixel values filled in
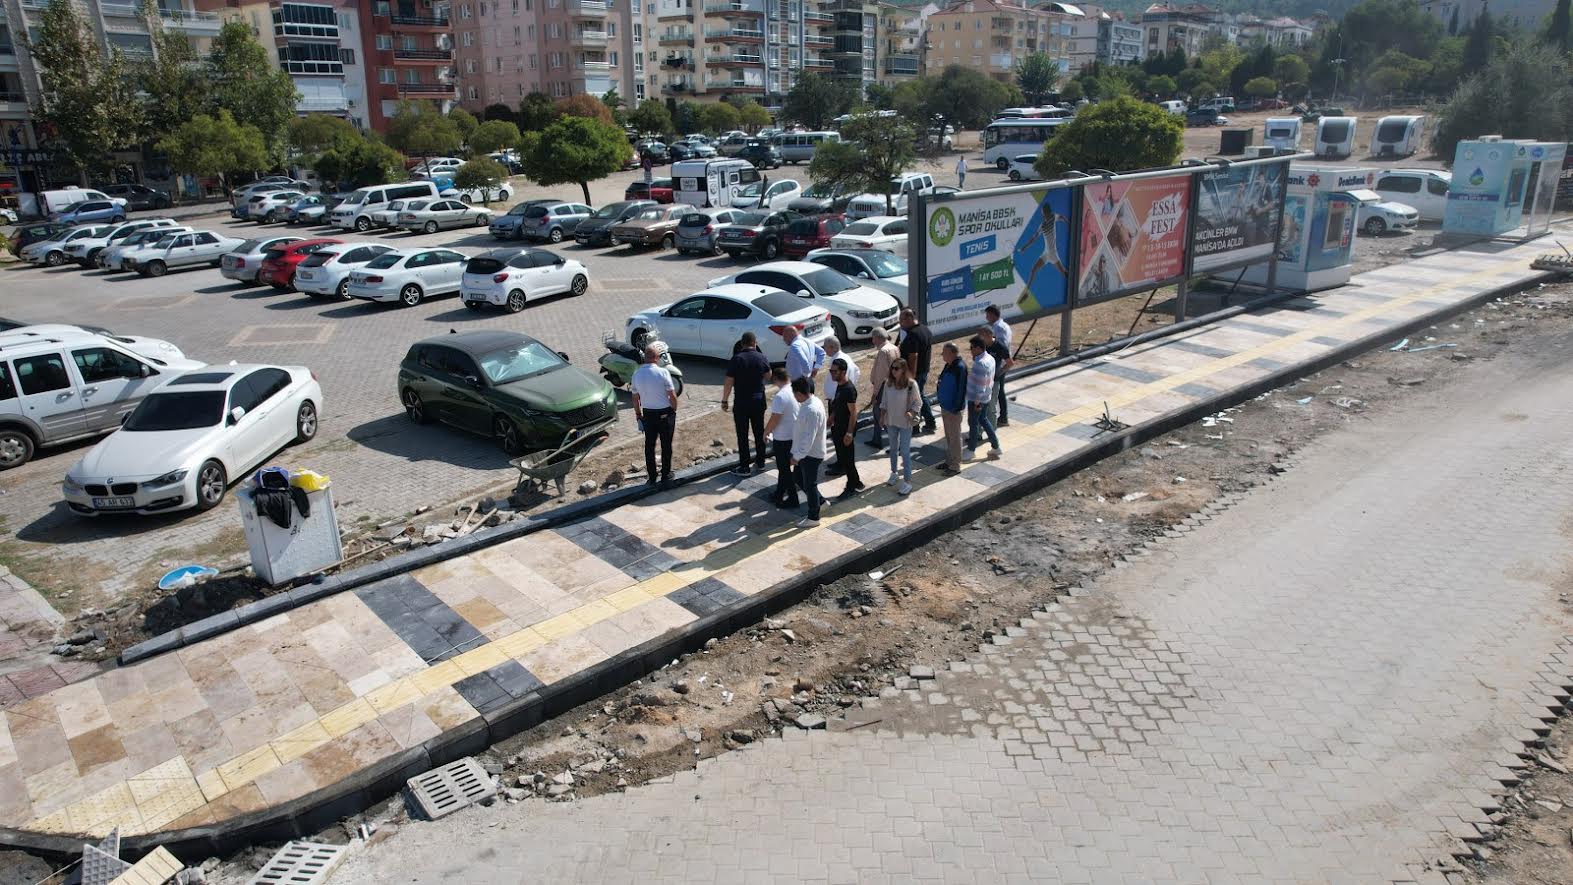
left=599, top=331, right=685, bottom=398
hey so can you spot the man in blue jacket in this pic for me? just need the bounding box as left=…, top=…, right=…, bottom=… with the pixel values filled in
left=935, top=342, right=967, bottom=476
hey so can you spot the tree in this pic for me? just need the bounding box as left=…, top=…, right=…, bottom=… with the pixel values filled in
left=469, top=120, right=522, bottom=155
left=519, top=115, right=631, bottom=203
left=453, top=158, right=507, bottom=203
left=1434, top=42, right=1573, bottom=160
left=699, top=101, right=742, bottom=134
left=483, top=103, right=517, bottom=124
left=385, top=100, right=463, bottom=165
left=157, top=110, right=269, bottom=196
left=1175, top=67, right=1210, bottom=96
left=1060, top=80, right=1084, bottom=103
left=602, top=88, right=626, bottom=126
left=1036, top=96, right=1182, bottom=180
left=289, top=114, right=358, bottom=156
left=518, top=92, right=561, bottom=131
left=1197, top=46, right=1244, bottom=93
left=737, top=100, right=773, bottom=133
left=783, top=72, right=855, bottom=129
left=628, top=99, right=673, bottom=136
left=136, top=2, right=211, bottom=144
left=1549, top=0, right=1571, bottom=52
left=1243, top=76, right=1278, bottom=98
left=207, top=21, right=299, bottom=162
left=1146, top=75, right=1177, bottom=97
left=558, top=93, right=615, bottom=124
left=1463, top=8, right=1496, bottom=72
left=315, top=136, right=406, bottom=189
left=673, top=100, right=702, bottom=135
left=23, top=0, right=145, bottom=176
left=808, top=113, right=916, bottom=215
left=449, top=107, right=479, bottom=143
left=865, top=82, right=896, bottom=109
left=926, top=65, right=1015, bottom=134
left=1014, top=52, right=1061, bottom=104
left=1273, top=55, right=1310, bottom=88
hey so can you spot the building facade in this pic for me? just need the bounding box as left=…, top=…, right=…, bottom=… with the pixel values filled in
left=1138, top=2, right=1211, bottom=58
left=922, top=0, right=1062, bottom=81
left=877, top=1, right=918, bottom=83
left=1095, top=11, right=1140, bottom=65
left=208, top=0, right=372, bottom=127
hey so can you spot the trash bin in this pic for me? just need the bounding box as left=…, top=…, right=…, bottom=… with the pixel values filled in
left=1219, top=128, right=1254, bottom=156
left=237, top=471, right=344, bottom=586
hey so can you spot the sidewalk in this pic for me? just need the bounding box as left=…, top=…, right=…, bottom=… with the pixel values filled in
left=0, top=235, right=1558, bottom=850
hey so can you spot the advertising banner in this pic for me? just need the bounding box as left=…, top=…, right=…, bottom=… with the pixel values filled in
left=920, top=186, right=1074, bottom=337
left=1191, top=160, right=1288, bottom=272
left=1076, top=174, right=1190, bottom=303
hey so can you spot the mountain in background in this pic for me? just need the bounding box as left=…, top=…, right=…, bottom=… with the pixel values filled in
left=1090, top=0, right=1350, bottom=19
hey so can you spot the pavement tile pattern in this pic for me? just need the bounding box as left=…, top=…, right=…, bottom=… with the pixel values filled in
left=0, top=239, right=1552, bottom=846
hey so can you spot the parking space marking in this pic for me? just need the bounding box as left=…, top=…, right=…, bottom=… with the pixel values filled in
left=107, top=294, right=198, bottom=311
left=227, top=324, right=337, bottom=347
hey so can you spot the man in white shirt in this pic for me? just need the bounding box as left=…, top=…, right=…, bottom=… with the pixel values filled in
left=631, top=344, right=678, bottom=489
left=821, top=336, right=859, bottom=402
left=984, top=303, right=1012, bottom=351
left=763, top=366, right=799, bottom=508
left=984, top=304, right=1012, bottom=426
left=789, top=377, right=828, bottom=527
left=956, top=154, right=968, bottom=190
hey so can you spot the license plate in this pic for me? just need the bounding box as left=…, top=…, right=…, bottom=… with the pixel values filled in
left=92, top=497, right=135, bottom=509
left=298, top=270, right=317, bottom=280
left=804, top=323, right=824, bottom=336
left=222, top=256, right=236, bottom=267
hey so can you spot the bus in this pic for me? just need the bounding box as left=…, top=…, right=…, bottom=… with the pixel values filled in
left=996, top=106, right=1073, bottom=120
left=982, top=118, right=1068, bottom=169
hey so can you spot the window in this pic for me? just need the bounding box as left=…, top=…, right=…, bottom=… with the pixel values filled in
left=633, top=23, right=642, bottom=40
left=479, top=1, right=487, bottom=13
left=609, top=50, right=617, bottom=64
left=607, top=21, right=616, bottom=35
left=667, top=297, right=706, bottom=319
left=379, top=67, right=396, bottom=84
left=340, top=48, right=356, bottom=64
left=461, top=2, right=472, bottom=15
left=512, top=0, right=518, bottom=9
left=376, top=33, right=392, bottom=49
left=1428, top=177, right=1449, bottom=196
left=463, top=31, right=474, bottom=45
left=704, top=298, right=751, bottom=320
left=195, top=233, right=219, bottom=245
left=466, top=59, right=476, bottom=72
left=529, top=53, right=537, bottom=68
left=0, top=363, right=14, bottom=402
left=405, top=68, right=421, bottom=83
left=72, top=348, right=144, bottom=384
left=514, top=25, right=520, bottom=43
left=14, top=354, right=71, bottom=396
left=375, top=0, right=389, bottom=13
left=400, top=34, right=418, bottom=49
left=1376, top=175, right=1420, bottom=194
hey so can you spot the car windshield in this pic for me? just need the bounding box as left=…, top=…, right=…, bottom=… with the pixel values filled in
left=405, top=200, right=430, bottom=211
left=801, top=184, right=836, bottom=198
left=340, top=191, right=367, bottom=205
left=732, top=211, right=766, bottom=226
left=465, top=256, right=507, bottom=274
left=507, top=203, right=533, bottom=215
left=864, top=252, right=907, bottom=278
left=635, top=208, right=665, bottom=221
left=739, top=182, right=763, bottom=197
left=842, top=222, right=880, bottom=236
left=236, top=239, right=268, bottom=253
left=123, top=391, right=225, bottom=431
left=478, top=341, right=566, bottom=385
left=594, top=203, right=629, bottom=218
left=786, top=218, right=823, bottom=235
left=150, top=235, right=177, bottom=248
left=803, top=268, right=856, bottom=294
left=365, top=252, right=404, bottom=269
left=680, top=213, right=709, bottom=226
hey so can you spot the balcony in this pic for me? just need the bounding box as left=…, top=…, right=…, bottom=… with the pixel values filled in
left=101, top=3, right=142, bottom=17
left=704, top=2, right=763, bottom=15
left=391, top=13, right=450, bottom=28
left=283, top=59, right=345, bottom=74
left=662, top=55, right=691, bottom=68
left=804, top=33, right=831, bottom=46
left=576, top=58, right=612, bottom=70
left=988, top=51, right=1011, bottom=68
left=705, top=77, right=763, bottom=91
left=397, top=81, right=457, bottom=95
left=0, top=91, right=25, bottom=107
left=570, top=28, right=609, bottom=45
left=802, top=54, right=831, bottom=68
left=568, top=0, right=609, bottom=16
left=804, top=9, right=831, bottom=20
left=710, top=52, right=762, bottom=65
left=704, top=26, right=763, bottom=41
left=883, top=52, right=917, bottom=74
left=659, top=29, right=694, bottom=43
left=663, top=79, right=692, bottom=92
left=395, top=47, right=453, bottom=61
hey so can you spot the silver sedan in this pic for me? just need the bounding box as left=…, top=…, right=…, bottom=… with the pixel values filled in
left=396, top=199, right=493, bottom=233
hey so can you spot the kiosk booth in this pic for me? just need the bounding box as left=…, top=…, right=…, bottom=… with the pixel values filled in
left=1443, top=137, right=1566, bottom=238
left=1240, top=164, right=1376, bottom=293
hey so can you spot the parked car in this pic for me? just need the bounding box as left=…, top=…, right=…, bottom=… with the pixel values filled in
left=638, top=142, right=671, bottom=164
left=231, top=181, right=306, bottom=210
left=488, top=199, right=562, bottom=240
left=460, top=248, right=590, bottom=313
left=258, top=238, right=343, bottom=290
left=292, top=243, right=396, bottom=299
left=1373, top=169, right=1451, bottom=221
left=708, top=261, right=900, bottom=343
left=737, top=143, right=783, bottom=170
left=715, top=210, right=800, bottom=260
left=611, top=204, right=696, bottom=249
left=61, top=363, right=322, bottom=514
left=670, top=141, right=718, bottom=161
left=246, top=190, right=307, bottom=223
left=0, top=326, right=205, bottom=470
left=100, top=226, right=192, bottom=271
left=123, top=230, right=243, bottom=277
left=11, top=223, right=66, bottom=255
left=397, top=199, right=494, bottom=233
left=787, top=182, right=853, bottom=216
left=624, top=178, right=674, bottom=202
left=625, top=285, right=831, bottom=363
left=1007, top=154, right=1043, bottom=182
left=1185, top=108, right=1229, bottom=127
left=51, top=201, right=126, bottom=225
left=22, top=225, right=116, bottom=267
left=443, top=183, right=514, bottom=204
left=398, top=330, right=617, bottom=456
left=0, top=322, right=190, bottom=364
left=1357, top=199, right=1419, bottom=236
left=347, top=248, right=468, bottom=306
left=782, top=215, right=849, bottom=259
left=517, top=200, right=595, bottom=243
left=829, top=216, right=909, bottom=257
left=368, top=199, right=413, bottom=230
left=220, top=236, right=305, bottom=284
left=285, top=194, right=340, bottom=225
left=675, top=208, right=751, bottom=255
left=62, top=219, right=178, bottom=268
left=804, top=248, right=910, bottom=305
left=734, top=178, right=803, bottom=210
left=99, top=183, right=172, bottom=211
left=575, top=200, right=659, bottom=247
left=718, top=133, right=752, bottom=157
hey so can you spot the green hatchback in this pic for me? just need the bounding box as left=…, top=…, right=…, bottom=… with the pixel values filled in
left=398, top=330, right=617, bottom=454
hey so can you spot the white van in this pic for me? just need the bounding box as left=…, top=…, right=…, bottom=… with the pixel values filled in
left=1371, top=115, right=1425, bottom=158
left=673, top=158, right=762, bottom=208
left=329, top=181, right=443, bottom=231
left=775, top=131, right=841, bottom=164
left=846, top=172, right=936, bottom=221
left=1159, top=100, right=1187, bottom=116
left=1262, top=117, right=1301, bottom=152
left=19, top=187, right=127, bottom=220
left=1315, top=116, right=1359, bottom=160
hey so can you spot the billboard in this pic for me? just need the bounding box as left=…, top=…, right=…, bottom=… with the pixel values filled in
left=1076, top=175, right=1190, bottom=303
left=920, top=185, right=1074, bottom=336
left=1191, top=160, right=1288, bottom=272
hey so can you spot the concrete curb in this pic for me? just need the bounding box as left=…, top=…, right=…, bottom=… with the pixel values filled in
left=9, top=268, right=1535, bottom=862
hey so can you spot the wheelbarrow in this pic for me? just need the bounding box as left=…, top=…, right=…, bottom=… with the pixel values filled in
left=509, top=422, right=613, bottom=497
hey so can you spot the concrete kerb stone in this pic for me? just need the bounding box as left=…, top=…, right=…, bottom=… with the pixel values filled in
left=19, top=268, right=1547, bottom=860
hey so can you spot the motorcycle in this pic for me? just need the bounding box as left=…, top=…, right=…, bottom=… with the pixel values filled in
left=599, top=331, right=685, bottom=398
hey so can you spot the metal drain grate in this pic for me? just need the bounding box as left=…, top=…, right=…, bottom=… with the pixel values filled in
left=405, top=757, right=497, bottom=820
left=246, top=841, right=348, bottom=885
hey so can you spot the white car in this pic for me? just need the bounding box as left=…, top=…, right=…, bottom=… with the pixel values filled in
left=442, top=184, right=514, bottom=204
left=0, top=324, right=192, bottom=364
left=626, top=285, right=832, bottom=363
left=1357, top=199, right=1419, bottom=236
left=828, top=216, right=909, bottom=257
left=1373, top=169, right=1451, bottom=221
left=22, top=225, right=115, bottom=266
left=62, top=364, right=323, bottom=515
left=733, top=178, right=803, bottom=210
left=369, top=200, right=411, bottom=229
left=100, top=227, right=194, bottom=271
left=804, top=248, right=910, bottom=305
left=293, top=242, right=396, bottom=299
left=396, top=199, right=494, bottom=233
left=245, top=190, right=307, bottom=223
left=122, top=230, right=244, bottom=277
left=221, top=235, right=305, bottom=283
left=62, top=219, right=179, bottom=268
left=347, top=247, right=468, bottom=307
left=460, top=248, right=590, bottom=313
left=1007, top=153, right=1043, bottom=182
left=708, top=260, right=901, bottom=343
left=416, top=157, right=464, bottom=174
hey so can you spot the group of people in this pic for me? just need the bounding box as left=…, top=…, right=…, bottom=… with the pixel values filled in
left=630, top=304, right=1016, bottom=528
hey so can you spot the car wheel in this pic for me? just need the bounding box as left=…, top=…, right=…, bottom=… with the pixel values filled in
left=399, top=284, right=423, bottom=307
left=334, top=277, right=350, bottom=300
left=294, top=400, right=318, bottom=443
left=45, top=250, right=64, bottom=267
left=570, top=274, right=588, bottom=296
left=661, top=233, right=675, bottom=250
left=355, top=216, right=372, bottom=232
left=710, top=241, right=725, bottom=257
left=763, top=239, right=779, bottom=260
left=506, top=289, right=528, bottom=313
left=996, top=157, right=1009, bottom=171
left=146, top=260, right=167, bottom=277
left=548, top=227, right=564, bottom=243
left=195, top=460, right=227, bottom=511
left=494, top=415, right=525, bottom=457
left=832, top=317, right=848, bottom=342
left=671, top=375, right=684, bottom=398
left=424, top=221, right=439, bottom=234
left=1009, top=170, right=1022, bottom=181
left=1363, top=217, right=1386, bottom=236
left=0, top=428, right=35, bottom=470
left=266, top=210, right=279, bottom=223
left=402, top=388, right=428, bottom=423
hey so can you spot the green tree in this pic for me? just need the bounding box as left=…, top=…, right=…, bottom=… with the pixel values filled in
left=1463, top=8, right=1496, bottom=72
left=1014, top=52, right=1061, bottom=104
left=1272, top=55, right=1310, bottom=88
left=1146, top=75, right=1177, bottom=97
left=865, top=82, right=895, bottom=109
left=315, top=136, right=407, bottom=189
left=925, top=65, right=1014, bottom=134
left=468, top=119, right=522, bottom=155
left=737, top=100, right=773, bottom=133
left=288, top=114, right=359, bottom=159
left=157, top=110, right=269, bottom=196
left=23, top=0, right=145, bottom=176
left=1435, top=42, right=1573, bottom=159
left=207, top=21, right=299, bottom=162
left=602, top=88, right=626, bottom=126
left=519, top=115, right=632, bottom=203
left=627, top=99, right=673, bottom=136
left=1036, top=96, right=1182, bottom=179
left=1243, top=76, right=1278, bottom=98
left=1196, top=46, right=1243, bottom=91
left=699, top=101, right=742, bottom=134
left=783, top=72, right=855, bottom=129
left=1549, top=0, right=1572, bottom=52
left=518, top=92, right=561, bottom=131
left=1060, top=80, right=1084, bottom=103
left=808, top=113, right=916, bottom=218
left=453, top=157, right=507, bottom=203
left=136, top=2, right=211, bottom=143
left=385, top=100, right=463, bottom=168
left=449, top=107, right=479, bottom=144
left=673, top=100, right=702, bottom=135
left=558, top=93, right=615, bottom=124
left=1175, top=67, right=1210, bottom=96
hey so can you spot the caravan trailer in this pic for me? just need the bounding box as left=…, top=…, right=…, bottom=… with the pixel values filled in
left=1371, top=115, right=1426, bottom=158
left=672, top=158, right=761, bottom=208
left=1262, top=117, right=1302, bottom=152
left=1315, top=116, right=1359, bottom=159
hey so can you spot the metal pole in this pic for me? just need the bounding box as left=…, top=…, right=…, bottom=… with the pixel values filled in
left=1173, top=278, right=1189, bottom=322
left=910, top=190, right=927, bottom=327
left=1175, top=168, right=1202, bottom=322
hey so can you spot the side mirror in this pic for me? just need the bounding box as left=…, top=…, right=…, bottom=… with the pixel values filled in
left=556, top=351, right=570, bottom=362
left=228, top=406, right=246, bottom=424
left=857, top=271, right=871, bottom=279
left=463, top=375, right=483, bottom=388
left=796, top=289, right=811, bottom=298
left=131, top=363, right=151, bottom=378
left=554, top=256, right=565, bottom=265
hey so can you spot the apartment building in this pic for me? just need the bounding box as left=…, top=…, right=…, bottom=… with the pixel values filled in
left=360, top=0, right=454, bottom=127
left=921, top=0, right=1060, bottom=81
left=1094, top=9, right=1140, bottom=65
left=877, top=1, right=918, bottom=82
left=1138, top=2, right=1212, bottom=58
left=652, top=0, right=795, bottom=107
left=451, top=0, right=651, bottom=107
left=204, top=0, right=371, bottom=127
left=1043, top=1, right=1095, bottom=72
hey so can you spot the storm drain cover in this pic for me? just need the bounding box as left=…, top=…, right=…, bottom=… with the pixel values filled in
left=405, top=757, right=497, bottom=820
left=246, top=841, right=348, bottom=885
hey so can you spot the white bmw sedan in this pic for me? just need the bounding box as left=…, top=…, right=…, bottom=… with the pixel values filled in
left=62, top=364, right=323, bottom=515
left=347, top=248, right=468, bottom=307
left=460, top=248, right=590, bottom=313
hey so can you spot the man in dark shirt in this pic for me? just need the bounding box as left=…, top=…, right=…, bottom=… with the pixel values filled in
left=828, top=358, right=863, bottom=500
left=898, top=308, right=936, bottom=434
left=721, top=331, right=771, bottom=475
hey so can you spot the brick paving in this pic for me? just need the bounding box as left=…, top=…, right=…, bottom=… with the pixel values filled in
left=332, top=306, right=1573, bottom=884
left=0, top=237, right=1555, bottom=850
